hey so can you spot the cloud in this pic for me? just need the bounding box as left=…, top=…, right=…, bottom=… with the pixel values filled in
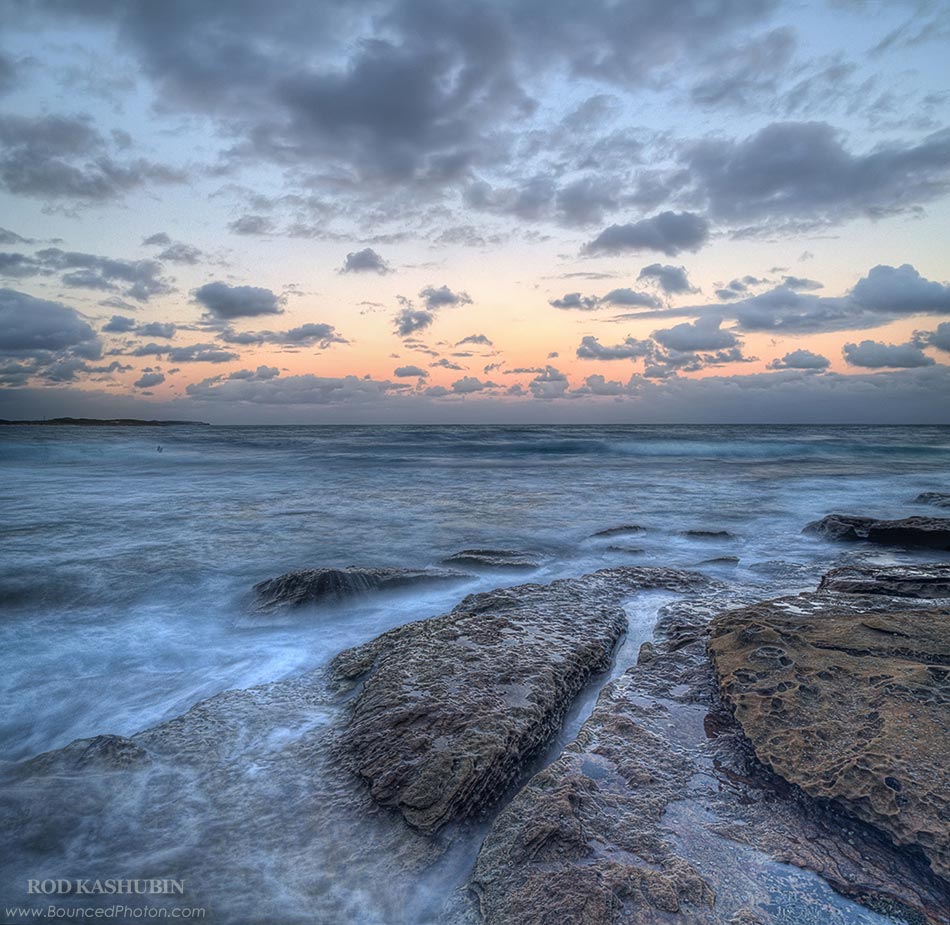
left=432, top=357, right=464, bottom=370
left=584, top=211, right=710, bottom=256
left=529, top=366, right=569, bottom=399
left=142, top=232, right=171, bottom=246
left=194, top=282, right=284, bottom=318
left=637, top=263, right=696, bottom=295
left=187, top=371, right=395, bottom=405
left=341, top=248, right=392, bottom=275
left=0, top=289, right=98, bottom=354
left=229, top=215, right=275, bottom=236
left=456, top=333, right=493, bottom=346
left=576, top=335, right=652, bottom=360
left=781, top=275, right=822, bottom=291
left=601, top=288, right=661, bottom=308
left=917, top=321, right=950, bottom=352
left=134, top=371, right=165, bottom=388
left=157, top=242, right=202, bottom=264
left=0, top=113, right=183, bottom=202
left=167, top=344, right=239, bottom=363
left=420, top=284, right=472, bottom=309
left=102, top=315, right=136, bottom=333
left=135, top=321, right=177, bottom=339
left=394, top=365, right=428, bottom=377
left=652, top=316, right=737, bottom=351
left=851, top=263, right=950, bottom=314
left=394, top=306, right=434, bottom=337
left=843, top=339, right=936, bottom=369
left=768, top=349, right=830, bottom=370
left=550, top=292, right=599, bottom=310
left=683, top=122, right=950, bottom=225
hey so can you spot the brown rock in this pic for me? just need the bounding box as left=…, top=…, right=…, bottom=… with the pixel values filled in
left=332, top=567, right=710, bottom=833
left=819, top=563, right=950, bottom=598
left=710, top=592, right=950, bottom=882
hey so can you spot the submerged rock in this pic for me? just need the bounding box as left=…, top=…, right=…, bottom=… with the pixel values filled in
left=440, top=549, right=541, bottom=570
left=469, top=592, right=950, bottom=924
left=819, top=563, right=950, bottom=597
left=915, top=492, right=950, bottom=509
left=252, top=565, right=469, bottom=610
left=332, top=567, right=711, bottom=833
left=682, top=529, right=736, bottom=539
left=591, top=525, right=646, bottom=538
left=710, top=592, right=950, bottom=882
left=804, top=514, right=950, bottom=549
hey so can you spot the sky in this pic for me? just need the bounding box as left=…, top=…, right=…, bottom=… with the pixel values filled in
left=0, top=0, right=949, bottom=423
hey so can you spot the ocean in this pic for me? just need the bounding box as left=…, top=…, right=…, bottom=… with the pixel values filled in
left=1, top=424, right=948, bottom=923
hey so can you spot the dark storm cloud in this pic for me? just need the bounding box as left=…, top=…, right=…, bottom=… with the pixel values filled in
left=584, top=212, right=710, bottom=257
left=194, top=282, right=284, bottom=318
left=652, top=317, right=738, bottom=352
left=0, top=113, right=183, bottom=202
left=637, top=264, right=697, bottom=295
left=843, top=339, right=935, bottom=368
left=682, top=122, right=950, bottom=225
left=768, top=349, right=831, bottom=371
left=340, top=248, right=392, bottom=275
left=102, top=315, right=136, bottom=333
left=420, top=285, right=472, bottom=309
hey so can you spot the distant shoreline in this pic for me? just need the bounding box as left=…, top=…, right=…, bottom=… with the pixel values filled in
left=0, top=417, right=210, bottom=427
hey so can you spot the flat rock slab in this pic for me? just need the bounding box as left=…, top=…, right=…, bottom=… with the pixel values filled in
left=819, top=563, right=950, bottom=597
left=710, top=592, right=950, bottom=882
left=805, top=514, right=950, bottom=549
left=469, top=594, right=950, bottom=925
left=253, top=565, right=469, bottom=610
left=331, top=567, right=711, bottom=833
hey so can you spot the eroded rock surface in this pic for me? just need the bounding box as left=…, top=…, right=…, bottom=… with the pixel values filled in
left=805, top=514, right=950, bottom=549
left=710, top=593, right=950, bottom=882
left=819, top=563, right=950, bottom=597
left=252, top=565, right=469, bottom=610
left=332, top=567, right=711, bottom=833
left=469, top=594, right=950, bottom=925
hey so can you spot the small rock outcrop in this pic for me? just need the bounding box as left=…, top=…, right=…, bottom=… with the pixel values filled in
left=332, top=567, right=711, bottom=833
left=804, top=514, right=950, bottom=549
left=252, top=565, right=468, bottom=610
left=710, top=592, right=950, bottom=882
left=439, top=549, right=541, bottom=569
left=819, top=563, right=950, bottom=597
left=915, top=492, right=950, bottom=508
left=591, top=525, right=645, bottom=538
left=682, top=529, right=735, bottom=539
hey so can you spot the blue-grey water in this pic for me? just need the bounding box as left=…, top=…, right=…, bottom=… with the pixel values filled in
left=1, top=424, right=948, bottom=925
left=1, top=423, right=948, bottom=762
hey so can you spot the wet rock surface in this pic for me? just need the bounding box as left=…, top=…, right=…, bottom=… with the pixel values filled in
left=819, top=563, right=950, bottom=597
left=252, top=565, right=469, bottom=610
left=915, top=492, right=950, bottom=509
left=468, top=592, right=950, bottom=925
left=710, top=592, right=950, bottom=883
left=439, top=548, right=542, bottom=569
left=332, top=567, right=712, bottom=833
left=591, top=525, right=646, bottom=538
left=805, top=514, right=950, bottom=549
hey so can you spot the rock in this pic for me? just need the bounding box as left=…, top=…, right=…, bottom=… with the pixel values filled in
left=252, top=565, right=469, bottom=610
left=605, top=545, right=646, bottom=555
left=804, top=514, right=950, bottom=549
left=682, top=529, right=735, bottom=539
left=591, top=525, right=646, bottom=538
left=710, top=592, right=950, bottom=882
left=332, top=567, right=711, bottom=833
left=440, top=549, right=541, bottom=570
left=22, top=734, right=151, bottom=775
left=915, top=492, right=950, bottom=509
left=699, top=556, right=740, bottom=566
left=470, top=592, right=950, bottom=925
left=819, top=563, right=950, bottom=598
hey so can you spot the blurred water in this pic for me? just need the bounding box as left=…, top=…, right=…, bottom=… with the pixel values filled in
left=1, top=423, right=949, bottom=762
